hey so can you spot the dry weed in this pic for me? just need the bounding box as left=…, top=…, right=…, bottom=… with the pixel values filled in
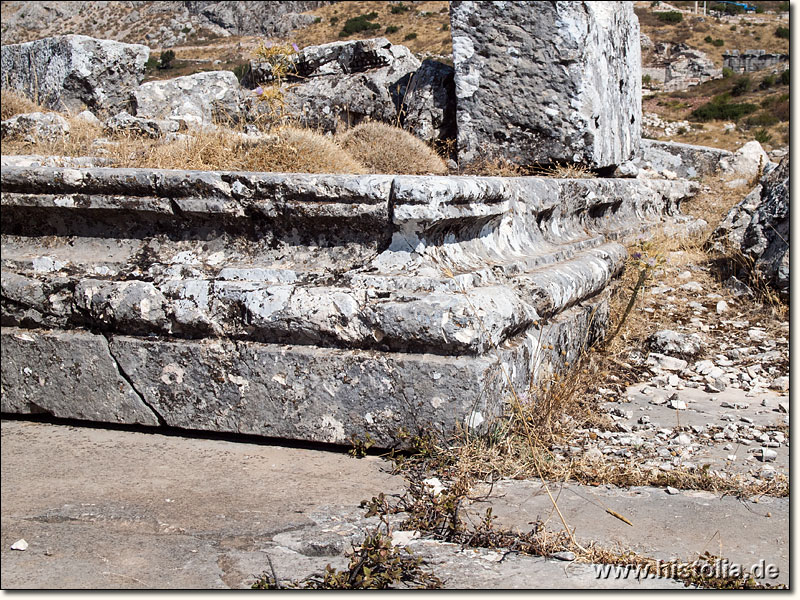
left=338, top=121, right=447, bottom=175
left=534, top=162, right=595, bottom=179
left=1, top=90, right=48, bottom=121
left=125, top=126, right=367, bottom=174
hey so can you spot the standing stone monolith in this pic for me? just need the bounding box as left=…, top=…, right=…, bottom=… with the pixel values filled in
left=450, top=1, right=642, bottom=169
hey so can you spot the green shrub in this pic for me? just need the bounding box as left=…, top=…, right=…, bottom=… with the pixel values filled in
left=745, top=112, right=779, bottom=128
left=711, top=2, right=743, bottom=14
left=753, top=129, right=772, bottom=144
left=385, top=25, right=400, bottom=34
left=775, top=26, right=789, bottom=39
left=656, top=11, right=683, bottom=23
left=441, top=23, right=449, bottom=31
left=730, top=25, right=736, bottom=31
left=690, top=94, right=758, bottom=121
left=731, top=75, right=751, bottom=96
left=755, top=5, right=764, bottom=13
left=704, top=35, right=714, bottom=43
left=642, top=74, right=652, bottom=85
left=712, top=38, right=724, bottom=47
left=145, top=56, right=159, bottom=70
left=404, top=32, right=418, bottom=41
left=391, top=3, right=410, bottom=14
left=780, top=69, right=790, bottom=85
left=340, top=14, right=381, bottom=36
left=158, top=50, right=175, bottom=70
left=330, top=16, right=339, bottom=24
left=760, top=74, right=776, bottom=89
left=722, top=67, right=734, bottom=78
left=313, top=16, right=321, bottom=24
left=780, top=1, right=790, bottom=11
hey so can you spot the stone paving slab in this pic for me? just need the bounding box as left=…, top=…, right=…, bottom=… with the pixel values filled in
left=2, top=419, right=786, bottom=589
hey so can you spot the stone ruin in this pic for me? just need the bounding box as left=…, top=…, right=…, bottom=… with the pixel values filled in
left=0, top=1, right=755, bottom=448
left=642, top=42, right=721, bottom=92
left=723, top=49, right=790, bottom=75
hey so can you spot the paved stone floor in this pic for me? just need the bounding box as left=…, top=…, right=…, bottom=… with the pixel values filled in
left=1, top=419, right=787, bottom=589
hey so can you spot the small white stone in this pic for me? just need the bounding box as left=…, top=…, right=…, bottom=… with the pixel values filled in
left=759, top=448, right=778, bottom=462
left=716, top=300, right=729, bottom=314
left=10, top=539, right=28, bottom=551
left=665, top=486, right=680, bottom=495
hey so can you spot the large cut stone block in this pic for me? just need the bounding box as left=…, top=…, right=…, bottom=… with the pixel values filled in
left=1, top=328, right=159, bottom=426
left=450, top=1, right=642, bottom=168
left=1, top=35, right=149, bottom=116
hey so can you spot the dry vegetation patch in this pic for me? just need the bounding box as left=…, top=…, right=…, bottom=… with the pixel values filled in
left=338, top=121, right=447, bottom=175
left=1, top=89, right=47, bottom=120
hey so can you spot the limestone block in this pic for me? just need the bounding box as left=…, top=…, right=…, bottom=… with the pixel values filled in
left=0, top=328, right=159, bottom=426
left=1, top=165, right=700, bottom=446
left=712, top=157, right=788, bottom=298
left=1, top=35, right=149, bottom=116
left=401, top=59, right=456, bottom=143
left=634, top=140, right=734, bottom=179
left=1, top=112, right=70, bottom=143
left=450, top=1, right=641, bottom=168
left=133, top=71, right=245, bottom=128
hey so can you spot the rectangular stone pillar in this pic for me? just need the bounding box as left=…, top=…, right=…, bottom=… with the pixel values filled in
left=450, top=1, right=642, bottom=169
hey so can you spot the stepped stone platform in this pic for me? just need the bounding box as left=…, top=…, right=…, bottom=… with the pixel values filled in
left=1, top=163, right=695, bottom=446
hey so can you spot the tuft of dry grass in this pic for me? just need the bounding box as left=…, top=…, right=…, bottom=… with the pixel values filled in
left=338, top=121, right=447, bottom=175
left=123, top=126, right=368, bottom=174
left=1, top=89, right=47, bottom=121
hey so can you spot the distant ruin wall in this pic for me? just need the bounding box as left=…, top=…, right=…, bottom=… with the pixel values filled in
left=1, top=165, right=696, bottom=446
left=723, top=50, right=789, bottom=74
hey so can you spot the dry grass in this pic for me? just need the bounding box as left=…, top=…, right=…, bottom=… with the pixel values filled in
left=338, top=121, right=447, bottom=175
left=123, top=126, right=367, bottom=174
left=1, top=89, right=47, bottom=120
left=1, top=114, right=368, bottom=174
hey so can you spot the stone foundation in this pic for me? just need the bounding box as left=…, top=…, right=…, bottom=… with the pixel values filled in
left=1, top=164, right=695, bottom=446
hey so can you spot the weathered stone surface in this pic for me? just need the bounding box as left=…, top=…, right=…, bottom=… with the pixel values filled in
left=186, top=1, right=334, bottom=36
left=711, top=156, right=789, bottom=298
left=1, top=35, right=149, bottom=116
left=1, top=165, right=697, bottom=445
left=0, top=327, right=159, bottom=425
left=450, top=1, right=641, bottom=168
left=246, top=38, right=420, bottom=133
left=401, top=59, right=456, bottom=144
left=104, top=111, right=181, bottom=138
left=133, top=71, right=245, bottom=129
left=648, top=330, right=705, bottom=359
left=626, top=140, right=734, bottom=180
left=719, top=140, right=772, bottom=180
left=1, top=112, right=69, bottom=143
